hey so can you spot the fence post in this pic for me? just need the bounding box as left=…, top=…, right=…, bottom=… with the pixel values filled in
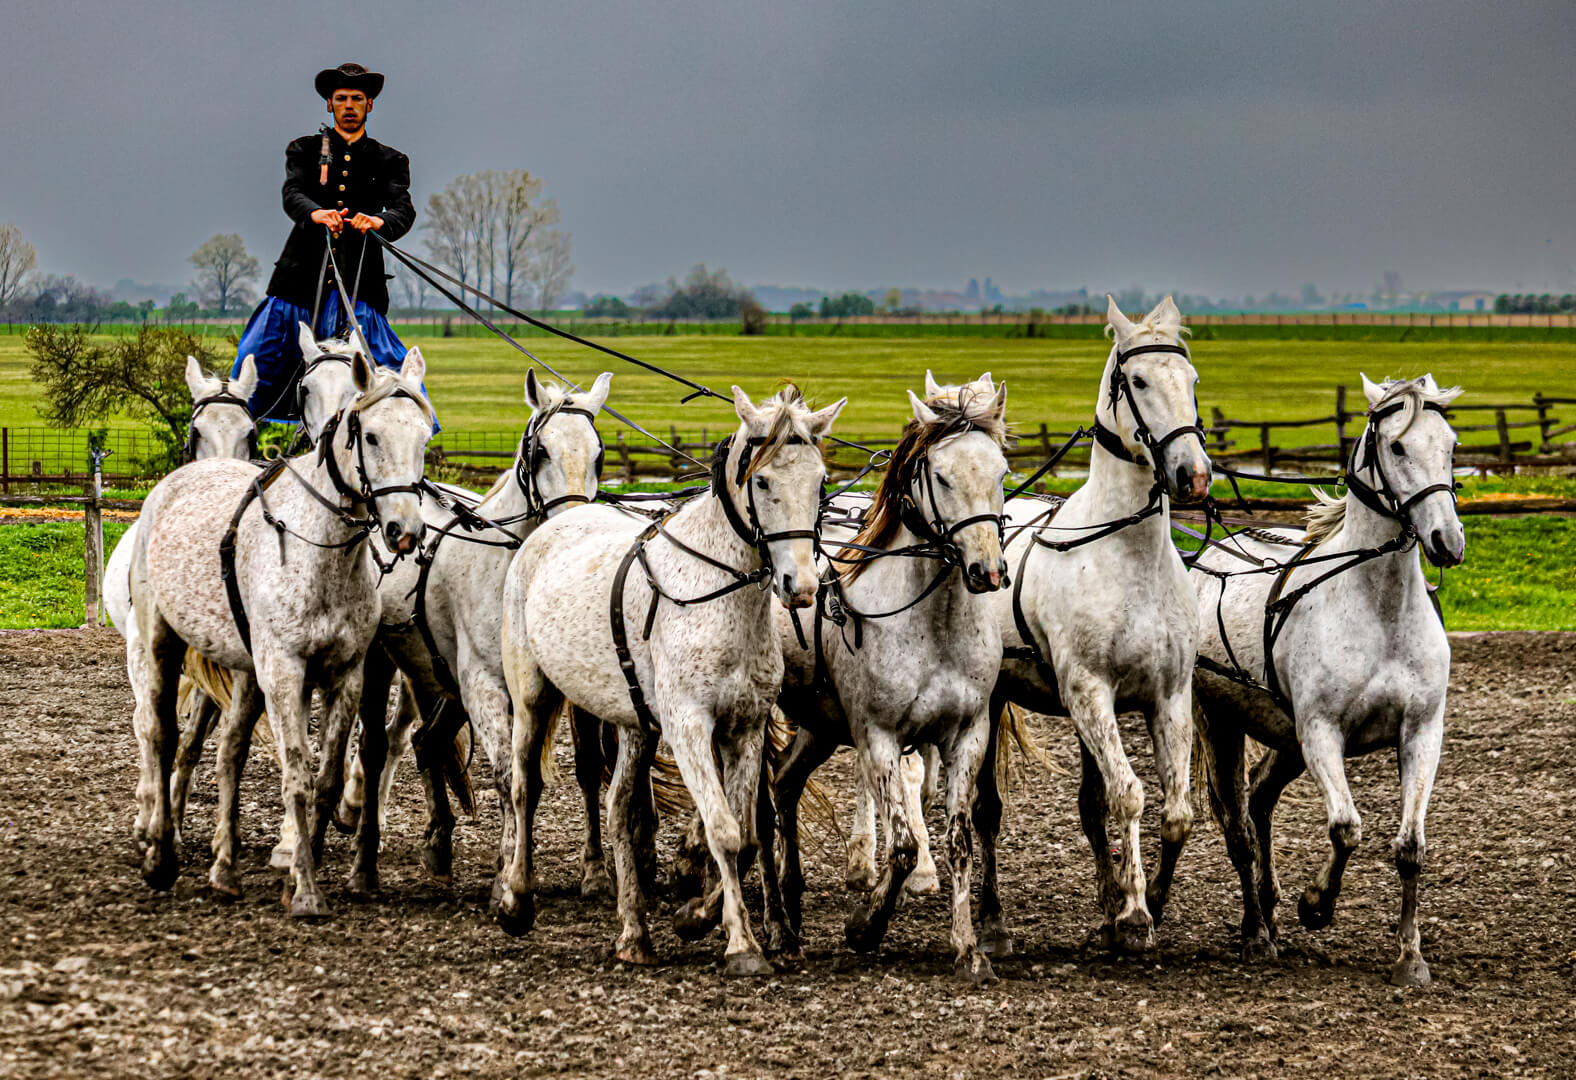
left=1334, top=386, right=1349, bottom=463
left=1495, top=408, right=1512, bottom=468
left=1037, top=423, right=1054, bottom=480
left=83, top=447, right=108, bottom=627
left=1210, top=407, right=1226, bottom=454
left=617, top=431, right=633, bottom=484
left=1534, top=392, right=1553, bottom=452
left=1, top=427, right=7, bottom=494
left=1260, top=423, right=1273, bottom=474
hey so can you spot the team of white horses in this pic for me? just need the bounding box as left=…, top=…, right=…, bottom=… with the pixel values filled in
left=106, top=296, right=1465, bottom=988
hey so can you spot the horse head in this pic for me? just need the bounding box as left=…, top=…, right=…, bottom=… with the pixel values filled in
left=184, top=354, right=257, bottom=461
left=1101, top=295, right=1212, bottom=501
left=338, top=346, right=434, bottom=556
left=727, top=384, right=846, bottom=609
left=520, top=368, right=612, bottom=517
left=903, top=373, right=1010, bottom=592
left=1358, top=373, right=1465, bottom=567
left=297, top=321, right=370, bottom=445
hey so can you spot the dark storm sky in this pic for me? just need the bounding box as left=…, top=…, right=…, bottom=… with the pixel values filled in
left=4, top=0, right=1574, bottom=299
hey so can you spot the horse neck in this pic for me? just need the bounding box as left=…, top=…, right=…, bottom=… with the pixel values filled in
left=664, top=485, right=759, bottom=572
left=287, top=432, right=367, bottom=545
left=1074, top=438, right=1169, bottom=548
left=481, top=461, right=532, bottom=522
left=1324, top=467, right=1424, bottom=597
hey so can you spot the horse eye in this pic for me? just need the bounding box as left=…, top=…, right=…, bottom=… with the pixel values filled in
left=366, top=433, right=380, bottom=447
left=1132, top=376, right=1148, bottom=390
left=1390, top=441, right=1405, bottom=456
left=754, top=477, right=769, bottom=491
left=936, top=475, right=951, bottom=489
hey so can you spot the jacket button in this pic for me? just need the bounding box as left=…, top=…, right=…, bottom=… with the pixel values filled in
left=336, top=201, right=345, bottom=208
left=338, top=184, right=346, bottom=191
left=342, top=169, right=349, bottom=177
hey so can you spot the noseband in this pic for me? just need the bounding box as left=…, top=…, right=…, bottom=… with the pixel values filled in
left=515, top=403, right=605, bottom=518
left=317, top=388, right=430, bottom=512
left=1092, top=342, right=1208, bottom=491
left=184, top=380, right=258, bottom=463
left=896, top=435, right=1006, bottom=570
left=1346, top=400, right=1459, bottom=535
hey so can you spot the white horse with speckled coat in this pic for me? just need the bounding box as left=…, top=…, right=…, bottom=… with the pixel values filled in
left=497, top=386, right=844, bottom=975
left=1190, top=374, right=1463, bottom=987
left=127, top=349, right=432, bottom=916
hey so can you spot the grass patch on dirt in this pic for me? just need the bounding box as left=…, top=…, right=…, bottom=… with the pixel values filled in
left=0, top=521, right=129, bottom=629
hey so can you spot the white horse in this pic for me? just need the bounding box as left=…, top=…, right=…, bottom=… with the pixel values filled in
left=982, top=295, right=1211, bottom=955
left=1190, top=374, right=1463, bottom=987
left=770, top=374, right=1009, bottom=983
left=498, top=386, right=843, bottom=974
left=112, top=355, right=258, bottom=844
left=339, top=368, right=613, bottom=897
left=128, top=349, right=432, bottom=916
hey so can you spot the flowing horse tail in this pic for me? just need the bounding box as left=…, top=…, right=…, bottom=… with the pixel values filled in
left=994, top=700, right=1061, bottom=794
left=179, top=649, right=261, bottom=740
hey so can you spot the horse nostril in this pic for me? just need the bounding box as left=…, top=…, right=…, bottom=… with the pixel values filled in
left=968, top=560, right=984, bottom=581
left=782, top=572, right=793, bottom=596
left=385, top=520, right=403, bottom=546
left=1175, top=465, right=1191, bottom=496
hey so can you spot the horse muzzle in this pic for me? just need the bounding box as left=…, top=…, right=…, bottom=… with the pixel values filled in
left=964, top=557, right=1009, bottom=594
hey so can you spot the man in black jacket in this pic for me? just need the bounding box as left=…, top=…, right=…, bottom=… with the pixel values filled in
left=233, top=62, right=422, bottom=422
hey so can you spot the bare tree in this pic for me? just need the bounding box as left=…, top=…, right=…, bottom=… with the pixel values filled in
left=0, top=222, right=37, bottom=325
left=393, top=261, right=430, bottom=314
left=425, top=169, right=566, bottom=313
left=497, top=170, right=558, bottom=310
left=528, top=231, right=574, bottom=312
left=190, top=233, right=260, bottom=316
left=424, top=179, right=479, bottom=295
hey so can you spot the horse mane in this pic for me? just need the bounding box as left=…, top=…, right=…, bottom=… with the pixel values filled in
left=350, top=363, right=435, bottom=423
left=1301, top=375, right=1462, bottom=542
left=739, top=384, right=818, bottom=480
left=839, top=386, right=1007, bottom=580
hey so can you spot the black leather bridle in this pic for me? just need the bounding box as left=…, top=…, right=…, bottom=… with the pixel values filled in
left=713, top=432, right=824, bottom=573
left=1346, top=400, right=1460, bottom=531
left=184, top=382, right=258, bottom=463
left=514, top=403, right=605, bottom=518
left=316, top=389, right=432, bottom=512
left=1091, top=342, right=1208, bottom=492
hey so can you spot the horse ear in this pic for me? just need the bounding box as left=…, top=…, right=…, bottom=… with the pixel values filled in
left=352, top=351, right=373, bottom=393
left=581, top=371, right=613, bottom=413
left=1360, top=372, right=1387, bottom=408
left=1418, top=373, right=1440, bottom=393
left=991, top=379, right=1008, bottom=419
left=908, top=389, right=939, bottom=427
left=351, top=326, right=374, bottom=364
left=399, top=345, right=426, bottom=385
left=976, top=371, right=994, bottom=392
left=1105, top=294, right=1137, bottom=343
left=731, top=385, right=761, bottom=426
left=808, top=396, right=847, bottom=437
left=924, top=370, right=944, bottom=398
left=1149, top=294, right=1183, bottom=336
left=524, top=369, right=542, bottom=409
left=297, top=321, right=322, bottom=361
left=233, top=354, right=259, bottom=400
left=184, top=356, right=207, bottom=399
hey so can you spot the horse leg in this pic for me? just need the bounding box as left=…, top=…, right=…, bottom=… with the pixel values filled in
left=845, top=728, right=917, bottom=955
left=631, top=747, right=660, bottom=901
left=261, top=667, right=325, bottom=917
left=306, top=668, right=361, bottom=876
left=973, top=692, right=1012, bottom=957
left=457, top=672, right=516, bottom=912
left=127, top=624, right=156, bottom=848
left=569, top=704, right=615, bottom=900
left=267, top=707, right=299, bottom=872
left=672, top=719, right=768, bottom=953
left=754, top=746, right=800, bottom=964
left=346, top=647, right=394, bottom=896
left=846, top=771, right=879, bottom=892
left=337, top=670, right=405, bottom=834
left=1390, top=703, right=1443, bottom=988
left=207, top=671, right=260, bottom=898
left=773, top=722, right=837, bottom=936
left=1194, top=700, right=1274, bottom=960
left=1296, top=720, right=1361, bottom=932
left=496, top=679, right=560, bottom=937
left=1069, top=679, right=1152, bottom=954
left=377, top=678, right=418, bottom=828
left=600, top=724, right=658, bottom=965
left=1145, top=689, right=1196, bottom=927
left=1247, top=746, right=1304, bottom=941
left=138, top=619, right=185, bottom=890
left=903, top=750, right=940, bottom=896
left=411, top=692, right=461, bottom=885
left=944, top=712, right=996, bottom=985
left=171, top=689, right=219, bottom=841
left=667, top=707, right=770, bottom=975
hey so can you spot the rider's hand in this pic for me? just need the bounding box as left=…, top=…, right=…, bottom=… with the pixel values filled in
left=348, top=213, right=384, bottom=233
left=310, top=208, right=344, bottom=235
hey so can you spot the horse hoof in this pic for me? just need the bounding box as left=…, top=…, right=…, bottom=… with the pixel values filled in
left=980, top=920, right=1015, bottom=959
left=488, top=876, right=506, bottom=914
left=208, top=865, right=243, bottom=900
left=1112, top=911, right=1156, bottom=954
left=344, top=870, right=378, bottom=899
left=1298, top=890, right=1335, bottom=931
left=1389, top=957, right=1431, bottom=988
left=723, top=950, right=774, bottom=978
left=421, top=844, right=454, bottom=886
left=268, top=843, right=295, bottom=873
left=1081, top=923, right=1116, bottom=954
left=905, top=869, right=939, bottom=896
left=673, top=899, right=717, bottom=943
left=955, top=952, right=998, bottom=986
left=331, top=803, right=360, bottom=835
left=580, top=868, right=615, bottom=902
left=615, top=937, right=659, bottom=967
left=844, top=907, right=885, bottom=954
left=765, top=923, right=802, bottom=964
left=845, top=866, right=878, bottom=893
left=1242, top=935, right=1278, bottom=963
left=1146, top=887, right=1169, bottom=928
left=141, top=839, right=178, bottom=892
left=288, top=890, right=329, bottom=920
left=496, top=889, right=536, bottom=937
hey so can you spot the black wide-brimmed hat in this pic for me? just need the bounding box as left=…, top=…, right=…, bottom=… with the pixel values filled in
left=315, top=62, right=385, bottom=100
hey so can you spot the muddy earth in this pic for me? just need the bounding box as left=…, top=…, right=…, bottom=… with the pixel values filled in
left=1, top=629, right=1572, bottom=1078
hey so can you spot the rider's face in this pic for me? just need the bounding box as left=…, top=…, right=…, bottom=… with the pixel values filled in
left=329, top=90, right=370, bottom=132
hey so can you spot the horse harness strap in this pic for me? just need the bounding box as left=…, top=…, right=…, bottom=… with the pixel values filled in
left=184, top=383, right=258, bottom=464
left=219, top=459, right=288, bottom=655
left=610, top=522, right=664, bottom=732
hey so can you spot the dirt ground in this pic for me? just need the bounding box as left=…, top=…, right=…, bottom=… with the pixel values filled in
left=0, top=629, right=1572, bottom=1079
